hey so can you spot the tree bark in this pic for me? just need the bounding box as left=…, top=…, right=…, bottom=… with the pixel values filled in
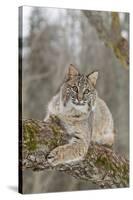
left=83, top=11, right=129, bottom=69
left=21, top=116, right=129, bottom=189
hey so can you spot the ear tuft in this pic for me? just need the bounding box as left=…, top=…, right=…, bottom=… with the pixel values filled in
left=87, top=71, right=98, bottom=86
left=66, top=64, right=79, bottom=80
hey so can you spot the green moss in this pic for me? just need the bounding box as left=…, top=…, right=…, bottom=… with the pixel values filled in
left=51, top=124, right=61, bottom=136
left=113, top=44, right=128, bottom=68
left=23, top=121, right=39, bottom=151
left=95, top=155, right=115, bottom=172
left=47, top=123, right=63, bottom=149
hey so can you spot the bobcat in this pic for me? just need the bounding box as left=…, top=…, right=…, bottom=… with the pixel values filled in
left=44, top=64, right=114, bottom=166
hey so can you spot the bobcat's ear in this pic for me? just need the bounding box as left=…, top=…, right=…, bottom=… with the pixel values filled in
left=87, top=71, right=98, bottom=86
left=66, top=64, right=79, bottom=80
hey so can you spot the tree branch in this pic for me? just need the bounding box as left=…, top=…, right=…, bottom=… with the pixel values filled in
left=83, top=11, right=129, bottom=69
left=21, top=117, right=129, bottom=189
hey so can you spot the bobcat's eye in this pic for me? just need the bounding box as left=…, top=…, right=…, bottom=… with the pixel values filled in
left=72, top=86, right=78, bottom=93
left=84, top=89, right=90, bottom=94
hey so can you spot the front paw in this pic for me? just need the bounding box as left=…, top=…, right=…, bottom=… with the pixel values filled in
left=47, top=147, right=64, bottom=166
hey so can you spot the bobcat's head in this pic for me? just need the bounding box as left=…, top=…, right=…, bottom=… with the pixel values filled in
left=61, top=64, right=98, bottom=112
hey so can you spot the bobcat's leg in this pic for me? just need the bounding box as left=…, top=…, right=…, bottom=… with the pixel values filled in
left=100, top=132, right=115, bottom=146
left=47, top=138, right=88, bottom=166
left=93, top=131, right=115, bottom=146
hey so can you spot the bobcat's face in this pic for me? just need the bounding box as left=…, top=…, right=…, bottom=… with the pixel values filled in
left=70, top=75, right=97, bottom=107
left=61, top=65, right=98, bottom=111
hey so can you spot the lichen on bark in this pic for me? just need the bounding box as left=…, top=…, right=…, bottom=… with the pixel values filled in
left=21, top=118, right=129, bottom=189
left=83, top=11, right=129, bottom=69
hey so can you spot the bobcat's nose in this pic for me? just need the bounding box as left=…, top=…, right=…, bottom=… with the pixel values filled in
left=77, top=95, right=82, bottom=101
left=78, top=97, right=82, bottom=101
left=74, top=98, right=84, bottom=105
left=77, top=97, right=84, bottom=104
left=79, top=100, right=84, bottom=104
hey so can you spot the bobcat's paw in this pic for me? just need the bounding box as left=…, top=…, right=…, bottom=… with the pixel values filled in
left=47, top=147, right=64, bottom=166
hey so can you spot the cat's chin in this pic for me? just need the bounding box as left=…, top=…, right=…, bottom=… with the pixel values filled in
left=72, top=102, right=88, bottom=113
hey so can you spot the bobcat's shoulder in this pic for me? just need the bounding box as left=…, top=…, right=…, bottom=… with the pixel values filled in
left=92, top=97, right=114, bottom=145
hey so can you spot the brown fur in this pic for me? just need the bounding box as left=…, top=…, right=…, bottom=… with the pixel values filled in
left=44, top=64, right=114, bottom=166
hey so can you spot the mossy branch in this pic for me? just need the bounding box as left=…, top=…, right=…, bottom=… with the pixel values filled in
left=83, top=11, right=129, bottom=69
left=20, top=117, right=129, bottom=189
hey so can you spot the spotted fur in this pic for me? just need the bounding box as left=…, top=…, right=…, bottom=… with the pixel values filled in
left=44, top=64, right=114, bottom=166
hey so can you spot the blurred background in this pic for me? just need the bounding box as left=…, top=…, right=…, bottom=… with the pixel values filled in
left=20, top=6, right=129, bottom=193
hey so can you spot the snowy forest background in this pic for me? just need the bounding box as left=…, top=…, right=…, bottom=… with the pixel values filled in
left=19, top=6, right=129, bottom=193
